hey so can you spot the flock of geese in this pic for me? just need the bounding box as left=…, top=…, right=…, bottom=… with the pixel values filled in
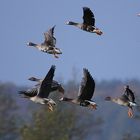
left=19, top=7, right=138, bottom=118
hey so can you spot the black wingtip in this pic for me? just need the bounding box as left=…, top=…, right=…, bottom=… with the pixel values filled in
left=51, top=25, right=56, bottom=31
left=83, top=68, right=89, bottom=74
left=83, top=7, right=90, bottom=10
left=52, top=25, right=56, bottom=28
left=49, top=65, right=56, bottom=75
left=51, top=25, right=56, bottom=30
left=51, top=65, right=56, bottom=70
left=83, top=68, right=91, bottom=79
left=83, top=68, right=95, bottom=85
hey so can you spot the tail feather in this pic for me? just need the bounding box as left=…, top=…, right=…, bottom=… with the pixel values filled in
left=18, top=91, right=29, bottom=98
left=18, top=90, right=26, bottom=94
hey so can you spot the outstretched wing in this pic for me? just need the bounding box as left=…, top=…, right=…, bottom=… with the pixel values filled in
left=120, top=94, right=130, bottom=102
left=44, top=25, right=56, bottom=46
left=38, top=65, right=55, bottom=98
left=125, top=88, right=135, bottom=102
left=19, top=88, right=38, bottom=97
left=51, top=80, right=65, bottom=94
left=83, top=7, right=95, bottom=26
left=78, top=68, right=95, bottom=100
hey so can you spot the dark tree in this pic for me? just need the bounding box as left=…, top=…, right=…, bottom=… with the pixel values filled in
left=0, top=82, right=19, bottom=140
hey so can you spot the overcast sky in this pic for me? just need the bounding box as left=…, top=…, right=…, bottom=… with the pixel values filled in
left=0, top=0, right=140, bottom=86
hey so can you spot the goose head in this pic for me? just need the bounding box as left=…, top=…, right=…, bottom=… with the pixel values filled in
left=27, top=42, right=37, bottom=47
left=66, top=21, right=78, bottom=25
left=28, top=77, right=38, bottom=81
left=105, top=96, right=111, bottom=101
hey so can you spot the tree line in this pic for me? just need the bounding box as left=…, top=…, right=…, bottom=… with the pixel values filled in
left=0, top=78, right=140, bottom=140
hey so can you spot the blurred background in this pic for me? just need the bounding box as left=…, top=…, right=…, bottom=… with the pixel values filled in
left=0, top=0, right=140, bottom=140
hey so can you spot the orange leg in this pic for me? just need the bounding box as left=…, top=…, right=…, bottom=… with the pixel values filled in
left=90, top=104, right=97, bottom=110
left=94, top=29, right=103, bottom=35
left=53, top=53, right=59, bottom=58
left=47, top=103, right=54, bottom=112
left=128, top=108, right=133, bottom=118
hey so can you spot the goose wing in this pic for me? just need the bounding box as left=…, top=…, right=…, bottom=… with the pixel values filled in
left=44, top=25, right=56, bottom=47
left=19, top=88, right=38, bottom=97
left=51, top=80, right=65, bottom=94
left=125, top=88, right=135, bottom=102
left=78, top=68, right=95, bottom=100
left=120, top=94, right=130, bottom=102
left=83, top=7, right=95, bottom=26
left=38, top=65, right=55, bottom=98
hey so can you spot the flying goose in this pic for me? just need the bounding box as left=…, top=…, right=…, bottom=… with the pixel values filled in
left=19, top=65, right=61, bottom=111
left=27, top=26, right=62, bottom=58
left=60, top=68, right=97, bottom=110
left=28, top=76, right=64, bottom=94
left=105, top=85, right=137, bottom=118
left=66, top=7, right=103, bottom=35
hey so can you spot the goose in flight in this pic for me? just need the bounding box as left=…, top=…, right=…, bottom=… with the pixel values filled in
left=19, top=65, right=62, bottom=111
left=28, top=76, right=64, bottom=94
left=27, top=26, right=62, bottom=58
left=60, top=68, right=97, bottom=110
left=66, top=7, right=103, bottom=35
left=105, top=85, right=137, bottom=118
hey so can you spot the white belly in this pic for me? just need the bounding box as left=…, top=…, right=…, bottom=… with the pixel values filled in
left=30, top=96, right=45, bottom=104
left=114, top=98, right=128, bottom=106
